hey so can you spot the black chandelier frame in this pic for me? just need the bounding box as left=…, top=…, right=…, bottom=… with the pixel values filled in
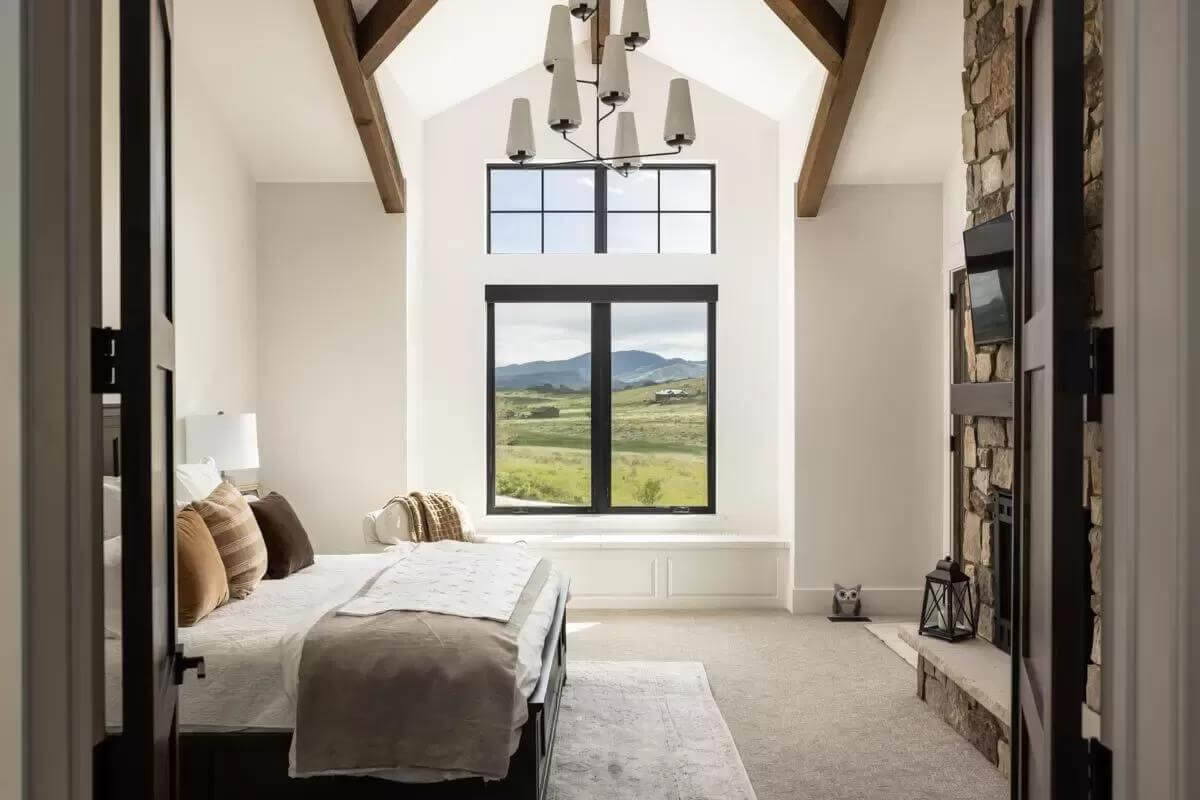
left=527, top=1, right=685, bottom=177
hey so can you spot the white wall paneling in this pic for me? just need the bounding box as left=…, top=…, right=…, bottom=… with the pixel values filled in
left=490, top=538, right=790, bottom=610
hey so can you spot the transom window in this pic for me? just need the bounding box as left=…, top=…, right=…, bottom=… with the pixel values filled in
left=487, top=165, right=716, bottom=255
left=487, top=285, right=717, bottom=515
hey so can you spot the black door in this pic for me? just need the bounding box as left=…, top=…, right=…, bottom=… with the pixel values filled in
left=1012, top=1, right=1087, bottom=797
left=119, top=1, right=196, bottom=796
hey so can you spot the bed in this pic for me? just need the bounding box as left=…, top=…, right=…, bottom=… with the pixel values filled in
left=104, top=549, right=569, bottom=800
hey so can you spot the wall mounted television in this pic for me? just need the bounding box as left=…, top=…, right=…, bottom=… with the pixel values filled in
left=964, top=213, right=1015, bottom=346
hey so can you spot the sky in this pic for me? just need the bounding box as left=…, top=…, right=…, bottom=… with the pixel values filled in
left=494, top=302, right=708, bottom=366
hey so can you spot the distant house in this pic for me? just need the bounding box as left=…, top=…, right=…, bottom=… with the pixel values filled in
left=654, top=388, right=689, bottom=404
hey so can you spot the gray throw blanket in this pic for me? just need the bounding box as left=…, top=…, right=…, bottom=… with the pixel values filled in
left=293, top=558, right=552, bottom=779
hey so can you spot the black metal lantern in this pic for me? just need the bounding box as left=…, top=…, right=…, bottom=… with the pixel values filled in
left=919, top=557, right=978, bottom=642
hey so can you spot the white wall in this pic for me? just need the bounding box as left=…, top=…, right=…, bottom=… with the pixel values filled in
left=173, top=55, right=258, bottom=448
left=420, top=47, right=782, bottom=537
left=792, top=184, right=945, bottom=614
left=0, top=0, right=22, bottom=793
left=256, top=183, right=408, bottom=553
left=100, top=13, right=260, bottom=455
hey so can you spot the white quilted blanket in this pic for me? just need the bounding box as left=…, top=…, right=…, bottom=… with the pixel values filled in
left=336, top=543, right=542, bottom=623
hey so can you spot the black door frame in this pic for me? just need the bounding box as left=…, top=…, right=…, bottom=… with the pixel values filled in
left=1011, top=1, right=1088, bottom=796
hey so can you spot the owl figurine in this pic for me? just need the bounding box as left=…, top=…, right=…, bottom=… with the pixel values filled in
left=832, top=583, right=862, bottom=617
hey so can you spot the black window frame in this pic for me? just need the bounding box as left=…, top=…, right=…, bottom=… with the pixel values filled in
left=487, top=164, right=717, bottom=255
left=487, top=284, right=717, bottom=515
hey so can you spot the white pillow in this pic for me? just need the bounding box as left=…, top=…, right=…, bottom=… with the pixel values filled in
left=174, top=457, right=222, bottom=505
left=363, top=497, right=477, bottom=546
left=103, top=537, right=122, bottom=639
left=102, top=476, right=122, bottom=540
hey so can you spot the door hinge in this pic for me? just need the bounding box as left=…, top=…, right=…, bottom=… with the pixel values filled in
left=1085, top=327, right=1113, bottom=422
left=1087, top=738, right=1112, bottom=800
left=91, top=327, right=120, bottom=393
left=950, top=434, right=957, bottom=452
left=949, top=291, right=957, bottom=311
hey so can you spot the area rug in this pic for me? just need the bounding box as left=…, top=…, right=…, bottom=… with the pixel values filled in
left=548, top=661, right=757, bottom=800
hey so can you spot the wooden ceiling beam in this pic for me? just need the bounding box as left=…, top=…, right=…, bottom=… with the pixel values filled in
left=763, top=0, right=846, bottom=73
left=314, top=0, right=406, bottom=213
left=794, top=0, right=886, bottom=217
left=357, top=0, right=439, bottom=76
left=591, top=2, right=612, bottom=65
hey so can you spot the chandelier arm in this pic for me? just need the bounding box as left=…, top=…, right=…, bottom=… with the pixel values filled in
left=599, top=145, right=685, bottom=164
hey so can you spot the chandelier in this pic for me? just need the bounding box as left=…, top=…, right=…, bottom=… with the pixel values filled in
left=504, top=0, right=697, bottom=177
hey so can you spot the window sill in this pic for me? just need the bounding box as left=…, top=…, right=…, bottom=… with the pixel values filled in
left=480, top=511, right=730, bottom=534
left=475, top=532, right=790, bottom=550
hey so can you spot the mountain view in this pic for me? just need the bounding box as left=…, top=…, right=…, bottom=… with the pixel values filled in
left=494, top=349, right=707, bottom=390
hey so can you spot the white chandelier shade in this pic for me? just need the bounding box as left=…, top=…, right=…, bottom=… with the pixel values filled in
left=613, top=112, right=642, bottom=174
left=547, top=58, right=583, bottom=132
left=620, top=0, right=651, bottom=48
left=510, top=0, right=694, bottom=171
left=664, top=77, right=696, bottom=147
left=543, top=4, right=574, bottom=72
left=599, top=34, right=631, bottom=106
left=506, top=98, right=536, bottom=164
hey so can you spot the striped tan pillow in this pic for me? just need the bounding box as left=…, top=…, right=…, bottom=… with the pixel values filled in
left=191, top=482, right=267, bottom=599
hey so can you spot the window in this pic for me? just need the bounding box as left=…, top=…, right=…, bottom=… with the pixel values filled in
left=488, top=165, right=716, bottom=254
left=487, top=285, right=716, bottom=514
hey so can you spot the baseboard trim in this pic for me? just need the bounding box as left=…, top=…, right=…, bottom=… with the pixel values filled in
left=791, top=587, right=924, bottom=616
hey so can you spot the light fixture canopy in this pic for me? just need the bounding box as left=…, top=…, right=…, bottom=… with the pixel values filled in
left=506, top=98, right=536, bottom=164
left=543, top=4, right=574, bottom=73
left=599, top=34, right=630, bottom=107
left=664, top=78, right=696, bottom=147
left=613, top=112, right=642, bottom=176
left=547, top=57, right=582, bottom=132
left=620, top=0, right=651, bottom=48
left=568, top=0, right=597, bottom=20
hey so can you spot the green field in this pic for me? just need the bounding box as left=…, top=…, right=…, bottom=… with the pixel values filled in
left=495, top=378, right=708, bottom=507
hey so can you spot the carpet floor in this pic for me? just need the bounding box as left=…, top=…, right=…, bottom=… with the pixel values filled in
left=566, top=611, right=1008, bottom=800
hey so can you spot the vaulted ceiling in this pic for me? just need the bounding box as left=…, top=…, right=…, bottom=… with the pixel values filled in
left=175, top=0, right=961, bottom=207
left=376, top=0, right=826, bottom=121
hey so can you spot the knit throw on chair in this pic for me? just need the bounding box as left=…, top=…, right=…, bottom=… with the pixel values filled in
left=386, top=491, right=469, bottom=543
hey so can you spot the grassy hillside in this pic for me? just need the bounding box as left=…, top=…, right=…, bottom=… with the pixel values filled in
left=495, top=378, right=708, bottom=507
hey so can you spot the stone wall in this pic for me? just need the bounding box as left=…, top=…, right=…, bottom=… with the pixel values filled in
left=958, top=0, right=1104, bottom=714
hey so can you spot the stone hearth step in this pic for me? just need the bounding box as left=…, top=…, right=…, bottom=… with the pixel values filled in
left=899, top=625, right=1012, bottom=775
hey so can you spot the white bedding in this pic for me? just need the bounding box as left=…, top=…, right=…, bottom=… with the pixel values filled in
left=335, top=545, right=541, bottom=622
left=105, top=546, right=564, bottom=782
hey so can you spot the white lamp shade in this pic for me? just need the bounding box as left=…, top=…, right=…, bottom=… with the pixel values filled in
left=185, top=413, right=259, bottom=472
left=547, top=57, right=582, bottom=132
left=568, top=0, right=596, bottom=19
left=664, top=78, right=696, bottom=147
left=506, top=98, right=536, bottom=162
left=543, top=4, right=574, bottom=72
left=620, top=0, right=650, bottom=47
left=613, top=111, right=642, bottom=172
left=599, top=34, right=630, bottom=106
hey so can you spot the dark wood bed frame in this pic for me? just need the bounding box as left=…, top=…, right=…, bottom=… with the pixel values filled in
left=103, top=605, right=567, bottom=800
left=177, top=608, right=566, bottom=800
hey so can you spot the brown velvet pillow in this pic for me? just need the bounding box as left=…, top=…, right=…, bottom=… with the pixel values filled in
left=250, top=492, right=315, bottom=579
left=176, top=507, right=230, bottom=626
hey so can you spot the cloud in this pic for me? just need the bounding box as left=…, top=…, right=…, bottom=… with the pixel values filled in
left=494, top=302, right=708, bottom=366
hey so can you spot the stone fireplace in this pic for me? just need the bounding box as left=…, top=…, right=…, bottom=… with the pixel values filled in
left=905, top=0, right=1107, bottom=774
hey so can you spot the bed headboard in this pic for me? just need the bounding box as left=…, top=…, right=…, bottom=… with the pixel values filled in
left=102, top=403, right=121, bottom=476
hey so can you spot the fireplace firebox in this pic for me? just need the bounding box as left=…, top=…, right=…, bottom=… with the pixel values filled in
left=991, top=491, right=1014, bottom=654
